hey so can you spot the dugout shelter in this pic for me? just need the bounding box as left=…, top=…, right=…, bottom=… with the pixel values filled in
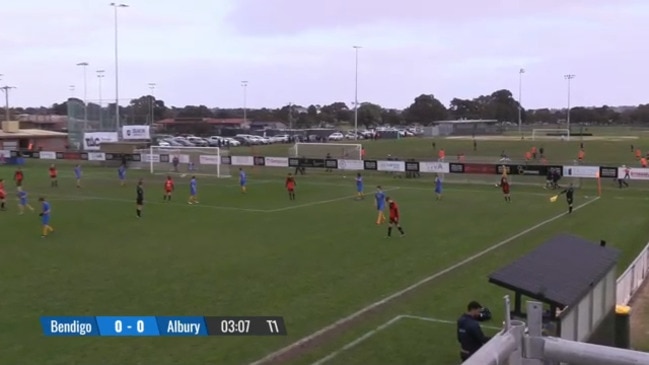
left=488, top=234, right=619, bottom=344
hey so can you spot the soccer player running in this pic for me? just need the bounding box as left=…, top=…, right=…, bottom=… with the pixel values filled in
left=74, top=164, right=82, bottom=188
left=386, top=197, right=405, bottom=237
left=163, top=176, right=175, bottom=201
left=14, top=167, right=24, bottom=187
left=118, top=164, right=126, bottom=186
left=188, top=176, right=199, bottom=204
left=136, top=179, right=144, bottom=218
left=434, top=175, right=443, bottom=200
left=239, top=168, right=247, bottom=193
left=0, top=179, right=6, bottom=211
left=355, top=173, right=364, bottom=200
left=498, top=176, right=511, bottom=202
left=559, top=183, right=575, bottom=214
left=17, top=186, right=34, bottom=214
left=375, top=186, right=386, bottom=225
left=49, top=164, right=58, bottom=187
left=285, top=173, right=296, bottom=200
left=38, top=197, right=54, bottom=238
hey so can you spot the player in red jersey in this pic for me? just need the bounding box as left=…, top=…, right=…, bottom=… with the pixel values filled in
left=386, top=197, right=405, bottom=238
left=163, top=176, right=175, bottom=201
left=49, top=164, right=58, bottom=187
left=14, top=167, right=24, bottom=187
left=498, top=176, right=511, bottom=202
left=0, top=178, right=6, bottom=210
left=285, top=173, right=296, bottom=200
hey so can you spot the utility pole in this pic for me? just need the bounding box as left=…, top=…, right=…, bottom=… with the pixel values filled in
left=148, top=82, right=156, bottom=124
left=241, top=81, right=248, bottom=123
left=1, top=86, right=16, bottom=122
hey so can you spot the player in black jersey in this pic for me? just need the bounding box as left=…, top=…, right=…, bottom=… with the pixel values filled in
left=136, top=179, right=144, bottom=218
left=559, top=183, right=575, bottom=214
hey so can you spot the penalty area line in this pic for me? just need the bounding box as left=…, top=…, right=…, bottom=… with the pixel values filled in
left=249, top=196, right=600, bottom=365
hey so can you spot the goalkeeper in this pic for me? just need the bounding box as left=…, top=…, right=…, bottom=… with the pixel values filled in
left=558, top=183, right=575, bottom=214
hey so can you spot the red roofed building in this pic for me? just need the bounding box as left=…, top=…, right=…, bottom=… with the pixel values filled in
left=154, top=118, right=247, bottom=134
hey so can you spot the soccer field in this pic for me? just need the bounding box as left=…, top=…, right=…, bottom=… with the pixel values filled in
left=2, top=135, right=649, bottom=365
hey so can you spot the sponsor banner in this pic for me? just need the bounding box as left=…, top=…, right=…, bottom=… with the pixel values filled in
left=364, top=160, right=378, bottom=171
left=599, top=167, right=616, bottom=179
left=122, top=125, right=151, bottom=140
left=265, top=157, right=288, bottom=167
left=337, top=159, right=365, bottom=170
left=199, top=155, right=220, bottom=165
left=231, top=156, right=254, bottom=166
left=325, top=159, right=337, bottom=170
left=617, top=167, right=649, bottom=180
left=497, top=164, right=561, bottom=176
left=419, top=161, right=450, bottom=173
left=449, top=163, right=464, bottom=173
left=289, top=158, right=325, bottom=168
left=166, top=154, right=190, bottom=164
left=58, top=152, right=81, bottom=160
left=141, top=153, right=161, bottom=163
left=21, top=151, right=36, bottom=158
left=463, top=163, right=497, bottom=175
left=83, top=132, right=118, bottom=151
left=563, top=165, right=599, bottom=178
left=39, top=151, right=57, bottom=160
left=221, top=156, right=231, bottom=165
left=87, top=152, right=106, bottom=161
left=405, top=161, right=419, bottom=172
left=254, top=157, right=266, bottom=166
left=0, top=150, right=10, bottom=159
left=377, top=160, right=405, bottom=172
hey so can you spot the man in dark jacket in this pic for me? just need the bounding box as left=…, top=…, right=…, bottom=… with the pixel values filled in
left=457, top=301, right=490, bottom=361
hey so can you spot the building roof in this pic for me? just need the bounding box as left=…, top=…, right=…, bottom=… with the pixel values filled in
left=435, top=119, right=499, bottom=124
left=488, top=234, right=619, bottom=309
left=155, top=118, right=245, bottom=125
left=0, top=129, right=68, bottom=138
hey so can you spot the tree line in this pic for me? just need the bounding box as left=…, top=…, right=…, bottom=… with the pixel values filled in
left=11, top=88, right=649, bottom=127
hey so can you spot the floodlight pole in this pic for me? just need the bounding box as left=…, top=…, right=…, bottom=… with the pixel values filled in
left=148, top=82, right=156, bottom=124
left=76, top=62, right=89, bottom=130
left=1, top=85, right=16, bottom=122
left=110, top=2, right=129, bottom=134
left=564, top=74, right=575, bottom=140
left=518, top=68, right=524, bottom=137
left=97, top=70, right=105, bottom=128
left=353, top=45, right=361, bottom=138
left=241, top=81, right=248, bottom=123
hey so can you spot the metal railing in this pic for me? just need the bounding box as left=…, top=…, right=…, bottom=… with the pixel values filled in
left=616, top=241, right=649, bottom=305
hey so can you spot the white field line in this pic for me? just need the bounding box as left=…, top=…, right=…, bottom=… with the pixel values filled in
left=310, top=315, right=501, bottom=365
left=249, top=196, right=601, bottom=365
left=265, top=187, right=400, bottom=213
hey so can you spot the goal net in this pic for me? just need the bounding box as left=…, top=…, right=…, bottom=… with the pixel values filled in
left=136, top=146, right=231, bottom=178
left=531, top=129, right=571, bottom=141
left=288, top=143, right=362, bottom=159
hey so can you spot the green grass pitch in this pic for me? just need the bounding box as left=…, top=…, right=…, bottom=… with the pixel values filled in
left=2, top=133, right=649, bottom=365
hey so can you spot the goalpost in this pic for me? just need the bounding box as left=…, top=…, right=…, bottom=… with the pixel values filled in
left=531, top=129, right=571, bottom=141
left=137, top=146, right=231, bottom=178
left=288, top=143, right=362, bottom=159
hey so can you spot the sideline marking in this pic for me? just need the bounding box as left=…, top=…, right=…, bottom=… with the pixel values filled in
left=266, top=188, right=400, bottom=213
left=311, top=315, right=501, bottom=365
left=249, top=196, right=600, bottom=365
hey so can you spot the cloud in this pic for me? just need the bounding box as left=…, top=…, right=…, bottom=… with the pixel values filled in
left=223, top=0, right=628, bottom=36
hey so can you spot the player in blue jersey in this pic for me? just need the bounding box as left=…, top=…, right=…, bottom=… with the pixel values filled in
left=39, top=197, right=54, bottom=238
left=375, top=186, right=386, bottom=225
left=239, top=168, right=247, bottom=193
left=74, top=164, right=82, bottom=188
left=434, top=175, right=443, bottom=200
left=188, top=176, right=199, bottom=204
left=355, top=173, right=364, bottom=199
left=17, top=187, right=34, bottom=214
left=118, top=164, right=126, bottom=186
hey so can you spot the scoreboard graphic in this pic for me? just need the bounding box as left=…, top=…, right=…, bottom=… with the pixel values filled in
left=41, top=316, right=287, bottom=337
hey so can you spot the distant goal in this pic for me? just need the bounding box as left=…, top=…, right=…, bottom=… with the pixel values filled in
left=289, top=143, right=362, bottom=159
left=135, top=146, right=231, bottom=178
left=531, top=129, right=571, bottom=141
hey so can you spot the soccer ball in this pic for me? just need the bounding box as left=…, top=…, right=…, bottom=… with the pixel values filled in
left=180, top=174, right=187, bottom=178
left=494, top=183, right=499, bottom=187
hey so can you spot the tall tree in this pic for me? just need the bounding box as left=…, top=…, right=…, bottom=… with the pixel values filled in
left=404, top=94, right=447, bottom=124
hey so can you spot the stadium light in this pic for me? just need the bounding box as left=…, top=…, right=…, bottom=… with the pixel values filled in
left=76, top=62, right=89, bottom=129
left=0, top=85, right=16, bottom=122
left=353, top=46, right=362, bottom=139
left=564, top=74, right=576, bottom=140
left=110, top=2, right=129, bottom=134
left=148, top=82, right=156, bottom=124
left=241, top=81, right=248, bottom=123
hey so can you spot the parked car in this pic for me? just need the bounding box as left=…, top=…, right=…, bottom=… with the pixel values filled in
left=328, top=132, right=344, bottom=141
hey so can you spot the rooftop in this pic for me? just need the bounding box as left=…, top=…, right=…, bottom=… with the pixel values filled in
left=0, top=129, right=68, bottom=138
left=435, top=119, right=499, bottom=124
left=155, top=118, right=245, bottom=125
left=488, top=234, right=619, bottom=309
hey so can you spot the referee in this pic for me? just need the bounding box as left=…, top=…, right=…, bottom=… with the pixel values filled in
left=136, top=179, right=144, bottom=218
left=559, top=183, right=575, bottom=214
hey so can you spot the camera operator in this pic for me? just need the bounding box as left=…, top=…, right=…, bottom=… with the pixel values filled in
left=457, top=301, right=491, bottom=361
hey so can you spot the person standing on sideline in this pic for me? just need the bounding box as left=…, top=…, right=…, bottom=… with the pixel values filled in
left=457, top=301, right=490, bottom=361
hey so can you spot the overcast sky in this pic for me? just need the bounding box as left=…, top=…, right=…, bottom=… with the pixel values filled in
left=1, top=0, right=647, bottom=109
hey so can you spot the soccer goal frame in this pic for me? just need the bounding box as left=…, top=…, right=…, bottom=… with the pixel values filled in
left=531, top=129, right=571, bottom=141
left=288, top=142, right=363, bottom=159
left=143, top=146, right=231, bottom=178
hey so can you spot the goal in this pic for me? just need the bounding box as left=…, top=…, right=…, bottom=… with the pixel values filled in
left=139, top=146, right=231, bottom=178
left=288, top=143, right=362, bottom=159
left=531, top=129, right=571, bottom=141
